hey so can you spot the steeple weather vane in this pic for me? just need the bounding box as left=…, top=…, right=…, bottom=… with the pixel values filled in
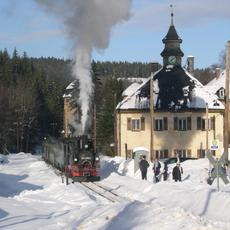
left=170, top=2, right=175, bottom=26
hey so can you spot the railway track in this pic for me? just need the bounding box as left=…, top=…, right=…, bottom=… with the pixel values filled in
left=80, top=182, right=129, bottom=203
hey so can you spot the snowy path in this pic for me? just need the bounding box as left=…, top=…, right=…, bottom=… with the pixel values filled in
left=0, top=153, right=230, bottom=230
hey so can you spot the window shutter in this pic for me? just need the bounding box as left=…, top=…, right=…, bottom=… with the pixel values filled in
left=187, top=117, right=191, bottom=130
left=211, top=116, right=215, bottom=130
left=141, top=117, right=145, bottom=130
left=155, top=150, right=159, bottom=159
left=153, top=118, right=156, bottom=131
left=174, top=149, right=177, bottom=157
left=164, top=149, right=169, bottom=158
left=174, top=117, right=178, bottom=130
left=127, top=118, right=131, bottom=130
left=163, top=117, right=168, bottom=130
left=187, top=149, right=191, bottom=157
left=197, top=117, right=201, bottom=130
left=202, top=119, right=206, bottom=130
left=197, top=149, right=201, bottom=158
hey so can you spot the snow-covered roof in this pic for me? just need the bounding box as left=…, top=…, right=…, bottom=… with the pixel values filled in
left=122, top=82, right=141, bottom=97
left=63, top=93, right=72, bottom=98
left=66, top=81, right=75, bottom=90
left=205, top=70, right=225, bottom=94
left=117, top=67, right=224, bottom=111
left=133, top=147, right=149, bottom=153
left=118, top=77, right=148, bottom=84
left=63, top=80, right=77, bottom=98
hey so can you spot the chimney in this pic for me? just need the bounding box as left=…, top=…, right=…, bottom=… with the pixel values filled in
left=187, top=56, right=194, bottom=75
left=215, top=67, right=221, bottom=80
left=150, top=62, right=160, bottom=74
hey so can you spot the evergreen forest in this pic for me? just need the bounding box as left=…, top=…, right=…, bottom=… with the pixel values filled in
left=0, top=48, right=217, bottom=155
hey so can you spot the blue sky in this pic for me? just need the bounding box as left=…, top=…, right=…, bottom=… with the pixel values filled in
left=0, top=0, right=230, bottom=68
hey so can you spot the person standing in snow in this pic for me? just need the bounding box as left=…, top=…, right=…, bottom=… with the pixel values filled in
left=153, top=157, right=161, bottom=183
left=163, top=162, right=168, bottom=181
left=139, top=155, right=149, bottom=180
left=224, top=162, right=230, bottom=176
left=172, top=163, right=183, bottom=182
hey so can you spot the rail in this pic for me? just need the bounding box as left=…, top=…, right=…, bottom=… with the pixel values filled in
left=80, top=182, right=129, bottom=203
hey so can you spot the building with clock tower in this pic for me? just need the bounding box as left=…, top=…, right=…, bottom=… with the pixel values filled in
left=115, top=8, right=224, bottom=162
left=161, top=9, right=184, bottom=66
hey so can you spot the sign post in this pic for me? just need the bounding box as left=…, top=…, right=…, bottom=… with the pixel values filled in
left=207, top=151, right=229, bottom=191
left=217, top=159, right=219, bottom=192
left=210, top=139, right=219, bottom=151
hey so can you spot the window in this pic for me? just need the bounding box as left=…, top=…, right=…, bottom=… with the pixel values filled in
left=197, top=149, right=206, bottom=158
left=219, top=88, right=224, bottom=99
left=132, top=119, right=140, bottom=131
left=155, top=149, right=169, bottom=159
left=197, top=117, right=215, bottom=130
left=155, top=119, right=163, bottom=131
left=155, top=117, right=168, bottom=131
left=178, top=118, right=187, bottom=131
left=174, top=117, right=191, bottom=131
left=127, top=117, right=145, bottom=131
left=174, top=149, right=191, bottom=158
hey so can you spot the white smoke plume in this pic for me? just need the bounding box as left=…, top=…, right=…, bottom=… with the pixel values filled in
left=36, top=0, right=132, bottom=134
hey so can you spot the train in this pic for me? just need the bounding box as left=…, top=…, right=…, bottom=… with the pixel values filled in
left=43, top=135, right=100, bottom=183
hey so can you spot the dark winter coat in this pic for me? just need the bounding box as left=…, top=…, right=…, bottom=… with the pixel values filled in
left=163, top=162, right=168, bottom=181
left=153, top=161, right=161, bottom=176
left=172, top=165, right=183, bottom=181
left=139, top=159, right=149, bottom=172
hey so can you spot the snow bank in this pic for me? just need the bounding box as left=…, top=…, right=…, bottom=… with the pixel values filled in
left=1, top=153, right=230, bottom=230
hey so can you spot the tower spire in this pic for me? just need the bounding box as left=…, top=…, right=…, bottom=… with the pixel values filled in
left=161, top=3, right=184, bottom=66
left=170, top=4, right=174, bottom=25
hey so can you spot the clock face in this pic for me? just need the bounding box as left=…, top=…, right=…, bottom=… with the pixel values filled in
left=168, top=56, right=177, bottom=64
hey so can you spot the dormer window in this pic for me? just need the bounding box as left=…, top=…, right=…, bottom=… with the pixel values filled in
left=219, top=88, right=224, bottom=99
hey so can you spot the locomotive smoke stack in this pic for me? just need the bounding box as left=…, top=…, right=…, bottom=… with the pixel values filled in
left=36, top=0, right=132, bottom=134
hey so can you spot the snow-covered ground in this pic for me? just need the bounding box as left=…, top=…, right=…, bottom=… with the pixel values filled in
left=1, top=153, right=230, bottom=230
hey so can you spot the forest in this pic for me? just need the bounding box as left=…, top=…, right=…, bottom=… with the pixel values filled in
left=0, top=48, right=217, bottom=155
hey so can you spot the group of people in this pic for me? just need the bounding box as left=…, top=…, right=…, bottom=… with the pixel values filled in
left=139, top=155, right=183, bottom=182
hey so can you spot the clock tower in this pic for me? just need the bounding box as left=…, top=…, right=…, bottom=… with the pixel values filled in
left=161, top=5, right=184, bottom=66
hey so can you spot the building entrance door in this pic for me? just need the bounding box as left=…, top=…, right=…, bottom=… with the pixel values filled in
left=133, top=147, right=149, bottom=173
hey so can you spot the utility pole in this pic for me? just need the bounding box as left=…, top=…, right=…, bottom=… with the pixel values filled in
left=224, top=40, right=230, bottom=161
left=114, top=93, right=117, bottom=156
left=206, top=103, right=209, bottom=157
left=150, top=73, right=154, bottom=161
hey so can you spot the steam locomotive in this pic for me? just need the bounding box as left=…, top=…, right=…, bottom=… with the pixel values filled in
left=43, top=135, right=100, bottom=183
left=64, top=135, right=100, bottom=182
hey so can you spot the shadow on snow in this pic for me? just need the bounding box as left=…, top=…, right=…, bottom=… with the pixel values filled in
left=0, top=173, right=43, bottom=198
left=0, top=210, right=71, bottom=229
left=100, top=159, right=132, bottom=179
